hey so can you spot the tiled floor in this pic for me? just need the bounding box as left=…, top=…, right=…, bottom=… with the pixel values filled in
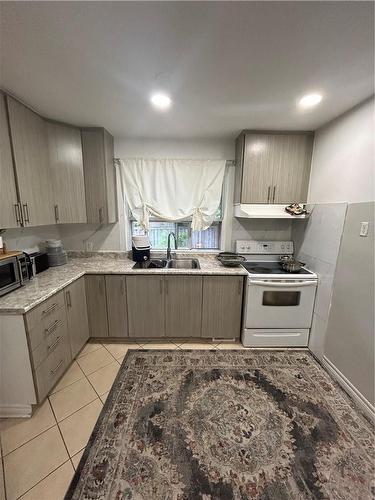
left=0, top=340, right=244, bottom=500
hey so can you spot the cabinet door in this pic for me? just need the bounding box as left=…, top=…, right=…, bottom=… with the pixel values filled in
left=104, top=130, right=117, bottom=223
left=241, top=134, right=277, bottom=203
left=85, top=275, right=109, bottom=338
left=202, top=276, right=244, bottom=339
left=234, top=133, right=245, bottom=204
left=65, top=278, right=90, bottom=358
left=47, top=121, right=87, bottom=223
left=7, top=96, right=54, bottom=226
left=106, top=275, right=128, bottom=337
left=126, top=275, right=164, bottom=338
left=0, top=92, right=19, bottom=228
left=165, top=276, right=202, bottom=338
left=271, top=134, right=313, bottom=204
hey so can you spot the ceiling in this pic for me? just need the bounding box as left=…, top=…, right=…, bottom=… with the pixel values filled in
left=1, top=1, right=374, bottom=139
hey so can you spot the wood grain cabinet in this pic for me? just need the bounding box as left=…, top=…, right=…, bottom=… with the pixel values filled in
left=202, top=276, right=244, bottom=339
left=105, top=275, right=128, bottom=337
left=85, top=275, right=109, bottom=338
left=47, top=121, right=87, bottom=224
left=65, top=277, right=90, bottom=358
left=81, top=127, right=117, bottom=224
left=235, top=131, right=314, bottom=204
left=6, top=95, right=55, bottom=226
left=165, top=276, right=202, bottom=338
left=126, top=275, right=165, bottom=338
left=0, top=91, right=19, bottom=228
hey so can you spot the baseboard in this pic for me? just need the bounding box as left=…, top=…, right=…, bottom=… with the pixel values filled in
left=0, top=404, right=32, bottom=418
left=322, top=355, right=375, bottom=423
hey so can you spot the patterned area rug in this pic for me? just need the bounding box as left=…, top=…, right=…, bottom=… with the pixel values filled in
left=65, top=350, right=374, bottom=500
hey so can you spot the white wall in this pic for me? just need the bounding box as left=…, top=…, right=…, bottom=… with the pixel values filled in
left=308, top=96, right=374, bottom=204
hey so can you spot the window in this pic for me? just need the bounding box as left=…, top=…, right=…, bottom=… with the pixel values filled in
left=130, top=206, right=222, bottom=250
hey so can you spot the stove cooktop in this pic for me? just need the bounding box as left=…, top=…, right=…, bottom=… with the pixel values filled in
left=242, top=261, right=314, bottom=275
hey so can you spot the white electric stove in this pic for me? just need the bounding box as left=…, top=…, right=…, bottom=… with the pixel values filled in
left=237, top=240, right=318, bottom=347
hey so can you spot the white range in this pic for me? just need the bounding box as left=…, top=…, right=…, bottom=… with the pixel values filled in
left=237, top=240, right=318, bottom=348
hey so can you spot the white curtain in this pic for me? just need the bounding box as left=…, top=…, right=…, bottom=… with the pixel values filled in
left=117, top=158, right=226, bottom=231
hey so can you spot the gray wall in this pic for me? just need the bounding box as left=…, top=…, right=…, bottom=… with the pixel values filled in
left=324, top=202, right=374, bottom=405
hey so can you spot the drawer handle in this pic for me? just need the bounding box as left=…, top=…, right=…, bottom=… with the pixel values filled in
left=50, top=359, right=64, bottom=375
left=45, top=320, right=60, bottom=336
left=48, top=336, right=62, bottom=353
left=42, top=303, right=58, bottom=316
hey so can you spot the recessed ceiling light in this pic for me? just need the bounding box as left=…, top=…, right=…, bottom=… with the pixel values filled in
left=298, top=93, right=323, bottom=109
left=150, top=92, right=172, bottom=111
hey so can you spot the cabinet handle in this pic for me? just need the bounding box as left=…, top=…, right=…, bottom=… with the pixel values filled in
left=120, top=279, right=125, bottom=295
left=54, top=204, right=60, bottom=223
left=238, top=279, right=242, bottom=295
left=42, top=302, right=57, bottom=316
left=45, top=320, right=59, bottom=336
left=267, top=186, right=271, bottom=203
left=99, top=207, right=103, bottom=224
left=22, top=203, right=30, bottom=224
left=159, top=278, right=163, bottom=294
left=48, top=336, right=62, bottom=353
left=14, top=203, right=23, bottom=225
left=50, top=359, right=63, bottom=375
left=66, top=291, right=72, bottom=308
left=272, top=186, right=276, bottom=203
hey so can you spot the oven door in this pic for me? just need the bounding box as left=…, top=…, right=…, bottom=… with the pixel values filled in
left=245, top=279, right=317, bottom=329
left=0, top=256, right=22, bottom=296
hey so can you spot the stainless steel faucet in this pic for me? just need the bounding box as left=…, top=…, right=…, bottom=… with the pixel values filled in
left=167, top=232, right=177, bottom=260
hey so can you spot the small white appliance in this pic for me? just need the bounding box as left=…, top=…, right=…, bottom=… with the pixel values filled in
left=237, top=240, right=318, bottom=347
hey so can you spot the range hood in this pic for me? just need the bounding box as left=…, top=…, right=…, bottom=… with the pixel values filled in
left=233, top=204, right=311, bottom=219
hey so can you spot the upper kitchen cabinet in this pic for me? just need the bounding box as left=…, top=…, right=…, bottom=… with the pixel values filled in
left=81, top=127, right=117, bottom=224
left=6, top=96, right=55, bottom=226
left=47, top=121, right=87, bottom=224
left=235, top=131, right=314, bottom=204
left=0, top=91, right=19, bottom=228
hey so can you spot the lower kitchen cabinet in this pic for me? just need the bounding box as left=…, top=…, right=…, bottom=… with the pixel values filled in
left=165, top=276, right=202, bottom=338
left=85, top=275, right=109, bottom=337
left=202, top=276, right=244, bottom=339
left=65, top=277, right=90, bottom=358
left=126, top=275, right=165, bottom=338
left=105, top=275, right=128, bottom=337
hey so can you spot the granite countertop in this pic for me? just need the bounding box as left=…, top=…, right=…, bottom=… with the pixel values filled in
left=0, top=253, right=247, bottom=314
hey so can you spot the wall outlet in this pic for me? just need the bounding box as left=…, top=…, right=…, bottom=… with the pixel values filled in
left=360, top=222, right=369, bottom=237
left=85, top=241, right=94, bottom=251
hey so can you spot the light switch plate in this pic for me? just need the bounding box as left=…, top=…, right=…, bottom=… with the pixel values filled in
left=360, top=222, right=369, bottom=237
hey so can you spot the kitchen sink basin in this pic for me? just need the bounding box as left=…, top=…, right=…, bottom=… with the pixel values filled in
left=166, top=258, right=200, bottom=269
left=132, top=259, right=168, bottom=269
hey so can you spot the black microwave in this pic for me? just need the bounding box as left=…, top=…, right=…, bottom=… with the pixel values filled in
left=0, top=254, right=29, bottom=297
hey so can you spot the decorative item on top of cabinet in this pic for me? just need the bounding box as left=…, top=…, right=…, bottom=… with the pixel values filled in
left=47, top=121, right=87, bottom=224
left=0, top=91, right=19, bottom=228
left=85, top=275, right=109, bottom=338
left=6, top=95, right=55, bottom=226
left=202, top=276, right=244, bottom=339
left=235, top=131, right=314, bottom=204
left=81, top=127, right=118, bottom=224
left=65, top=277, right=90, bottom=358
left=105, top=275, right=128, bottom=337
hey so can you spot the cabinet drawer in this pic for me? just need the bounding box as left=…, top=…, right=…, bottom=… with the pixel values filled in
left=27, top=306, right=67, bottom=351
left=31, top=321, right=68, bottom=369
left=25, top=291, right=65, bottom=332
left=34, top=334, right=71, bottom=401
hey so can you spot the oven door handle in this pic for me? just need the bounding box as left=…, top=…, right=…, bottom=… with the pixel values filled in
left=249, top=280, right=316, bottom=287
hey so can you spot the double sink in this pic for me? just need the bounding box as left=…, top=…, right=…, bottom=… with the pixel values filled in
left=132, top=258, right=200, bottom=270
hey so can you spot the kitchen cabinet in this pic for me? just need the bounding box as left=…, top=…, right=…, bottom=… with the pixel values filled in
left=85, top=275, right=109, bottom=337
left=202, top=276, right=244, bottom=339
left=6, top=95, right=55, bottom=226
left=47, top=121, right=87, bottom=223
left=81, top=127, right=117, bottom=224
left=126, top=275, right=165, bottom=338
left=235, top=131, right=313, bottom=204
left=0, top=91, right=19, bottom=228
left=165, top=276, right=202, bottom=338
left=65, top=277, right=90, bottom=358
left=105, top=275, right=128, bottom=337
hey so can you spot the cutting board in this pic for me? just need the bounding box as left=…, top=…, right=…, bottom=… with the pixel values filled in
left=0, top=251, right=23, bottom=261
